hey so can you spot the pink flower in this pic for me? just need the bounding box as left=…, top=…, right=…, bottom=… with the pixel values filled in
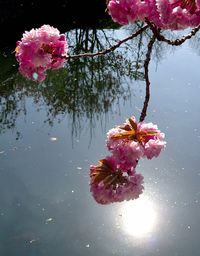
left=90, top=157, right=144, bottom=204
left=107, top=136, right=143, bottom=171
left=15, top=25, right=68, bottom=81
left=144, top=139, right=166, bottom=159
left=107, top=0, right=149, bottom=25
left=107, top=126, right=125, bottom=151
left=107, top=0, right=200, bottom=29
left=106, top=116, right=166, bottom=161
left=147, top=0, right=164, bottom=28
left=150, top=0, right=200, bottom=29
left=137, top=121, right=166, bottom=158
left=137, top=122, right=165, bottom=142
left=112, top=141, right=142, bottom=172
left=106, top=117, right=143, bottom=171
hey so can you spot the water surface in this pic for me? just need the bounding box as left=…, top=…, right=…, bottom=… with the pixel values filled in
left=0, top=28, right=200, bottom=256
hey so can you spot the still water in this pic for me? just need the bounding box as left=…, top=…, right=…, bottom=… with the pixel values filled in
left=0, top=27, right=200, bottom=256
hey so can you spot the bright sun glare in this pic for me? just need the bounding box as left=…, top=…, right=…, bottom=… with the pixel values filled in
left=120, top=196, right=157, bottom=238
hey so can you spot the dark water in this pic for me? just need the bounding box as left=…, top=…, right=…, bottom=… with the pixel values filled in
left=0, top=27, right=200, bottom=256
left=0, top=0, right=110, bottom=49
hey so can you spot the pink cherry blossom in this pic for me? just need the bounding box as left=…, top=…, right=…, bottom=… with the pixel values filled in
left=106, top=116, right=166, bottom=161
left=90, top=117, right=166, bottom=204
left=15, top=25, right=68, bottom=81
left=111, top=141, right=142, bottom=172
left=107, top=0, right=200, bottom=29
left=90, top=157, right=144, bottom=204
left=143, top=139, right=166, bottom=159
left=137, top=121, right=165, bottom=142
left=146, top=0, right=164, bottom=28
left=150, top=0, right=200, bottom=29
left=106, top=132, right=143, bottom=171
left=107, top=0, right=149, bottom=25
left=137, top=121, right=166, bottom=158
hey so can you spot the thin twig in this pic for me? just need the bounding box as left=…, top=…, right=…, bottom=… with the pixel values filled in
left=66, top=25, right=149, bottom=60
left=146, top=19, right=200, bottom=46
left=139, top=34, right=157, bottom=122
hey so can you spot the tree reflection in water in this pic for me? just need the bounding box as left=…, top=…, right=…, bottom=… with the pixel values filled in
left=0, top=26, right=147, bottom=139
left=0, top=24, right=179, bottom=139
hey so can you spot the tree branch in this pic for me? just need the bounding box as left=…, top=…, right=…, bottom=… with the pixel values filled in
left=146, top=19, right=200, bottom=46
left=67, top=25, right=149, bottom=60
left=139, top=34, right=156, bottom=122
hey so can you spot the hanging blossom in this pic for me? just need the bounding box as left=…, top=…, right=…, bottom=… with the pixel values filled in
left=107, top=0, right=149, bottom=25
left=107, top=0, right=200, bottom=29
left=107, top=116, right=166, bottom=161
left=15, top=25, right=68, bottom=81
left=90, top=156, right=144, bottom=204
left=90, top=116, right=166, bottom=204
left=152, top=0, right=200, bottom=29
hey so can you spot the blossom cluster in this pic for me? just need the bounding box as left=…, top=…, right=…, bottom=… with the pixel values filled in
left=90, top=116, right=166, bottom=204
left=15, top=25, right=68, bottom=81
left=107, top=0, right=200, bottom=30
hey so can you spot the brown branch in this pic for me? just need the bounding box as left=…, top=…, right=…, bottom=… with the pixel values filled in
left=139, top=34, right=157, bottom=122
left=66, top=25, right=149, bottom=60
left=146, top=19, right=200, bottom=46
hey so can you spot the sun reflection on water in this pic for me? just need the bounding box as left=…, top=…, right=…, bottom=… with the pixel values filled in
left=120, top=196, right=158, bottom=238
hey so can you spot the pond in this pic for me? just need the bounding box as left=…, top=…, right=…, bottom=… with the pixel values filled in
left=0, top=24, right=200, bottom=256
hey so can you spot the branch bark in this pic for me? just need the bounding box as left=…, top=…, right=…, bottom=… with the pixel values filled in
left=139, top=34, right=156, bottom=122
left=146, top=19, right=200, bottom=46
left=67, top=25, right=149, bottom=60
